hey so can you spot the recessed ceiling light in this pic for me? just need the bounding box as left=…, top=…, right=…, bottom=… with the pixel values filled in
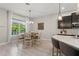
left=25, top=3, right=30, bottom=5
left=61, top=7, right=65, bottom=10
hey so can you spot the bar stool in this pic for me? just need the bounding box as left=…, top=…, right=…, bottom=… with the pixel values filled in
left=51, top=38, right=61, bottom=56
left=59, top=42, right=79, bottom=56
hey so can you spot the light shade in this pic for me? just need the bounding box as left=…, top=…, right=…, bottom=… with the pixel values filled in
left=58, top=15, right=62, bottom=20
left=58, top=3, right=62, bottom=21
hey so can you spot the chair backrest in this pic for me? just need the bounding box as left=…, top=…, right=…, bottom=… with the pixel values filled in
left=24, top=33, right=31, bottom=38
left=51, top=38, right=60, bottom=49
left=59, top=42, right=79, bottom=56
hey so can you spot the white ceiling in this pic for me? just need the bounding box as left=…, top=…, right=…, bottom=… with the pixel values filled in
left=0, top=3, right=78, bottom=18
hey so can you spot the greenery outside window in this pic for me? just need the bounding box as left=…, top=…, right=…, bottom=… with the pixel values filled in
left=12, top=19, right=26, bottom=35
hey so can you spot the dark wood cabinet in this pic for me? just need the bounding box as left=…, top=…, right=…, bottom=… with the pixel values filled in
left=63, top=16, right=72, bottom=23
left=58, top=15, right=72, bottom=29
left=72, top=13, right=79, bottom=22
left=71, top=12, right=79, bottom=28
left=58, top=12, right=79, bottom=29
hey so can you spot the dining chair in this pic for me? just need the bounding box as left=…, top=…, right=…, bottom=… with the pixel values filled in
left=23, top=33, right=33, bottom=48
left=31, top=32, right=40, bottom=46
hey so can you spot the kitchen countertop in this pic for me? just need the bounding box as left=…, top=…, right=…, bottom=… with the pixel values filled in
left=52, top=35, right=79, bottom=51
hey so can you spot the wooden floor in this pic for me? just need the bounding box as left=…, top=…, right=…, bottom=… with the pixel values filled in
left=0, top=39, right=53, bottom=56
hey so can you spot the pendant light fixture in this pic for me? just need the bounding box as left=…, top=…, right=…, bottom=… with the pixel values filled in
left=25, top=3, right=34, bottom=24
left=58, top=3, right=62, bottom=20
left=28, top=10, right=34, bottom=24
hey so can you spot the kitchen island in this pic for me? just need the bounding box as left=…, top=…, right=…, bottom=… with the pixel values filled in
left=52, top=35, right=79, bottom=51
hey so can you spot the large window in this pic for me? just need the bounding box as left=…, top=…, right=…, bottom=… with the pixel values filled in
left=12, top=18, right=27, bottom=35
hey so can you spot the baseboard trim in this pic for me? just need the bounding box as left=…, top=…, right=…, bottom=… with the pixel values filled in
left=0, top=41, right=9, bottom=46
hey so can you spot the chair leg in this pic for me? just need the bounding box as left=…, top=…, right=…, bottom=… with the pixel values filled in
left=52, top=46, right=54, bottom=56
left=57, top=48, right=58, bottom=56
left=59, top=49, right=62, bottom=56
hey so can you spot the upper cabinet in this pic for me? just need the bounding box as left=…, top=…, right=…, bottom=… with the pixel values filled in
left=58, top=15, right=72, bottom=29
left=72, top=13, right=79, bottom=22
left=71, top=12, right=79, bottom=28
left=63, top=15, right=72, bottom=29
left=58, top=12, right=79, bottom=29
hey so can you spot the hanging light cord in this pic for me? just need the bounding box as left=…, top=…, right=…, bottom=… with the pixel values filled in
left=58, top=3, right=61, bottom=16
left=29, top=10, right=31, bottom=20
left=58, top=3, right=62, bottom=20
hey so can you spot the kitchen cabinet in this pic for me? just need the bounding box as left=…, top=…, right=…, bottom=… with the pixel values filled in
left=72, top=13, right=79, bottom=22
left=58, top=15, right=72, bottom=29
left=71, top=12, right=79, bottom=28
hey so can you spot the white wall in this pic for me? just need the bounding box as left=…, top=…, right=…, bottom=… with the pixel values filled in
left=32, top=14, right=58, bottom=39
left=0, top=8, right=8, bottom=43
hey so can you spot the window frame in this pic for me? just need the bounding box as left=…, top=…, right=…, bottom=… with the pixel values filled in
left=11, top=18, right=27, bottom=36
